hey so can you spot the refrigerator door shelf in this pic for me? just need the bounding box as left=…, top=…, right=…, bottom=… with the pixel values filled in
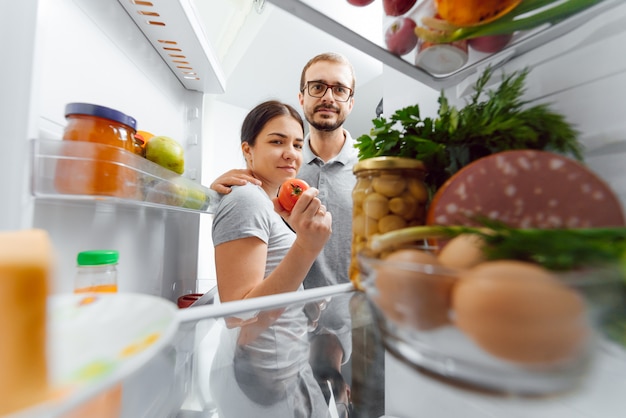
left=6, top=293, right=180, bottom=418
left=31, top=139, right=218, bottom=214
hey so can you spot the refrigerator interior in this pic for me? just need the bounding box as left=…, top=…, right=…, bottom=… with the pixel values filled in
left=3, top=0, right=626, bottom=417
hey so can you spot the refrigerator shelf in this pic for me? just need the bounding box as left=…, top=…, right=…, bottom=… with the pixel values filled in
left=30, top=139, right=217, bottom=214
left=268, top=0, right=622, bottom=90
left=116, top=0, right=225, bottom=94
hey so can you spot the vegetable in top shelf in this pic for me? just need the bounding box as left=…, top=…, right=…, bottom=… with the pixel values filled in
left=418, top=0, right=604, bottom=44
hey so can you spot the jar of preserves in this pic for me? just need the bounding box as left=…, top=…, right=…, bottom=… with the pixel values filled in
left=62, top=103, right=137, bottom=150
left=74, top=250, right=119, bottom=294
left=54, top=103, right=140, bottom=199
left=350, top=157, right=428, bottom=285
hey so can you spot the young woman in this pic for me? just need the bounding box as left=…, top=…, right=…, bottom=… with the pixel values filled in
left=209, top=100, right=333, bottom=417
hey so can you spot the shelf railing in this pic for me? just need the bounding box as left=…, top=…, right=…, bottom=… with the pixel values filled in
left=31, top=139, right=218, bottom=214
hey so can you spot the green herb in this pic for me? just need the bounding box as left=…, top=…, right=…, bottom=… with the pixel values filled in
left=354, top=67, right=583, bottom=196
left=416, top=0, right=604, bottom=44
left=370, top=218, right=626, bottom=273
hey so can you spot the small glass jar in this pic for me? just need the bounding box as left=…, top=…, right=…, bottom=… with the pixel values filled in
left=55, top=103, right=140, bottom=199
left=349, top=157, right=428, bottom=285
left=62, top=103, right=137, bottom=151
left=74, top=250, right=119, bottom=294
left=409, top=0, right=469, bottom=75
left=415, top=39, right=468, bottom=75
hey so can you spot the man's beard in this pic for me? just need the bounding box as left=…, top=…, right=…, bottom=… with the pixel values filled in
left=306, top=106, right=345, bottom=132
left=309, top=118, right=343, bottom=132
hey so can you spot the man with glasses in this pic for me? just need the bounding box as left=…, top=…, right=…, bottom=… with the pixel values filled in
left=296, top=52, right=357, bottom=290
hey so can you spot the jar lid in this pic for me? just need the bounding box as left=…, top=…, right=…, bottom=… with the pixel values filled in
left=77, top=250, right=119, bottom=266
left=65, top=103, right=137, bottom=130
left=415, top=41, right=469, bottom=75
left=354, top=156, right=426, bottom=173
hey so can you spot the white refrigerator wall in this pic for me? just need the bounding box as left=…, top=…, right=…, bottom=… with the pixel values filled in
left=197, top=98, right=248, bottom=285
left=382, top=2, right=626, bottom=212
left=5, top=0, right=207, bottom=299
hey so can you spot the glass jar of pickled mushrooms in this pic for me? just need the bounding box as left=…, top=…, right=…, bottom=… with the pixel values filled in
left=350, top=157, right=428, bottom=286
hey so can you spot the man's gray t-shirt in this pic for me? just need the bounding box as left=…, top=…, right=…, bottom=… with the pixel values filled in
left=298, top=130, right=358, bottom=289
left=298, top=130, right=357, bottom=364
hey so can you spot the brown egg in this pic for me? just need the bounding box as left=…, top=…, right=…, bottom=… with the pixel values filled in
left=373, top=248, right=457, bottom=331
left=437, top=233, right=486, bottom=269
left=452, top=260, right=589, bottom=364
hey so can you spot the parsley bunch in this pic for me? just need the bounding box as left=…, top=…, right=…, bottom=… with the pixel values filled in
left=355, top=67, right=583, bottom=196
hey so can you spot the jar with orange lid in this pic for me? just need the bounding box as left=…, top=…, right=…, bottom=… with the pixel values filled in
left=350, top=157, right=428, bottom=286
left=54, top=103, right=140, bottom=199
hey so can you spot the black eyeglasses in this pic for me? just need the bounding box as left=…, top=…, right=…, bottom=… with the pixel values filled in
left=302, top=81, right=353, bottom=102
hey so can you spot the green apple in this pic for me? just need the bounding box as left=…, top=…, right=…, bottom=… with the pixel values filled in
left=183, top=184, right=209, bottom=210
left=145, top=179, right=188, bottom=207
left=145, top=135, right=185, bottom=174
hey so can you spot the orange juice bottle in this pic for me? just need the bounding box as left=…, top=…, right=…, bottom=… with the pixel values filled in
left=74, top=250, right=119, bottom=294
left=55, top=103, right=139, bottom=199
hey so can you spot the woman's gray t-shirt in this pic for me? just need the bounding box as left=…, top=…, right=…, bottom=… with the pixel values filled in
left=210, top=183, right=329, bottom=417
left=213, top=183, right=298, bottom=280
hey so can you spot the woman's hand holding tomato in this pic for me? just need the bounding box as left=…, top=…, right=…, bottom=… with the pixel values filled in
left=273, top=179, right=332, bottom=254
left=278, top=179, right=310, bottom=212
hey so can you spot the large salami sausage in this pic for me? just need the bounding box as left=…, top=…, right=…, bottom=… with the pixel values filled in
left=427, top=150, right=625, bottom=228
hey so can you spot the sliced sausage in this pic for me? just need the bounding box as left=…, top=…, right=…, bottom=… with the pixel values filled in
left=427, top=150, right=625, bottom=228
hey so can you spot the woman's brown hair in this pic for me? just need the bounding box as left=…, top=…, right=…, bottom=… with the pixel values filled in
left=241, top=100, right=304, bottom=146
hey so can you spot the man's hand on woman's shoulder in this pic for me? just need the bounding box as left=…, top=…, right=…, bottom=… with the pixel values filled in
left=210, top=169, right=261, bottom=194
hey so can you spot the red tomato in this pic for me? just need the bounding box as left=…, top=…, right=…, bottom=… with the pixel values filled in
left=278, top=179, right=310, bottom=212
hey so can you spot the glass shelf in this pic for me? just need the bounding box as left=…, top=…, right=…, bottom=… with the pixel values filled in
left=30, top=139, right=217, bottom=214
left=268, top=0, right=621, bottom=90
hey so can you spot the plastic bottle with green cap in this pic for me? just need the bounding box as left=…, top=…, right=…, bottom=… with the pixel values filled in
left=74, top=250, right=119, bottom=293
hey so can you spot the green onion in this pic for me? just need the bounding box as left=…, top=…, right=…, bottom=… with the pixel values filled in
left=369, top=221, right=626, bottom=274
